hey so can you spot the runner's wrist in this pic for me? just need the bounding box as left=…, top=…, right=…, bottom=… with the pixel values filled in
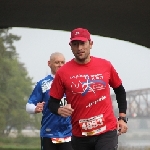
left=118, top=116, right=128, bottom=123
left=119, top=113, right=126, bottom=117
left=52, top=105, right=60, bottom=115
left=58, top=107, right=62, bottom=115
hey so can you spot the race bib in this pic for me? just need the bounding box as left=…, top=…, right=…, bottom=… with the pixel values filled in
left=51, top=136, right=71, bottom=143
left=79, top=114, right=106, bottom=136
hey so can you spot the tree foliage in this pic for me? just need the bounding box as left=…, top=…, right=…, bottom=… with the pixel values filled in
left=0, top=29, right=41, bottom=136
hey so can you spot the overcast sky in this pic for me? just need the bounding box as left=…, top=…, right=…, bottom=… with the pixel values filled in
left=9, top=27, right=150, bottom=93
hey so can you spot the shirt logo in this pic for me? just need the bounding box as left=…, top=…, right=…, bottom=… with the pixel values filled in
left=70, top=74, right=106, bottom=96
left=41, top=79, right=53, bottom=93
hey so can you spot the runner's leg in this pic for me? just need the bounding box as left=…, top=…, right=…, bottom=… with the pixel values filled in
left=41, top=137, right=57, bottom=150
left=95, top=130, right=118, bottom=150
left=71, top=135, right=94, bottom=150
left=58, top=141, right=74, bottom=150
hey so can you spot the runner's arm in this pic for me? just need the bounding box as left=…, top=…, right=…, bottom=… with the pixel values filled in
left=26, top=82, right=43, bottom=114
left=26, top=103, right=36, bottom=114
left=48, top=96, right=61, bottom=115
left=113, top=84, right=127, bottom=115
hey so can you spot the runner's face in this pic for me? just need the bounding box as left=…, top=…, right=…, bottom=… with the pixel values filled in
left=70, top=40, right=93, bottom=63
left=48, top=55, right=65, bottom=75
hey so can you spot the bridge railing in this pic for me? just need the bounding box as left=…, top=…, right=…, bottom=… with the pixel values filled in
left=111, top=88, right=150, bottom=118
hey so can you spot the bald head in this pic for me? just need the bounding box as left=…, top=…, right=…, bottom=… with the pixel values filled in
left=48, top=52, right=65, bottom=75
left=50, top=52, right=65, bottom=61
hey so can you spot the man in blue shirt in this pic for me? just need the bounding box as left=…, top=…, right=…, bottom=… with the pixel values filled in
left=26, top=52, right=73, bottom=150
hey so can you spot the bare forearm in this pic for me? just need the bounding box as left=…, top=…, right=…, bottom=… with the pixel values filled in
left=119, top=113, right=126, bottom=117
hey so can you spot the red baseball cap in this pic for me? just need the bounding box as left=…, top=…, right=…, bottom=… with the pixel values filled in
left=70, top=28, right=91, bottom=42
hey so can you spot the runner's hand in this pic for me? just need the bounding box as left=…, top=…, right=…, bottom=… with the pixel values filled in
left=58, top=104, right=74, bottom=117
left=117, top=120, right=128, bottom=135
left=35, top=102, right=45, bottom=113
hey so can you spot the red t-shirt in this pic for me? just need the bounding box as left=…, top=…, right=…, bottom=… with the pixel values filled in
left=50, top=56, right=122, bottom=137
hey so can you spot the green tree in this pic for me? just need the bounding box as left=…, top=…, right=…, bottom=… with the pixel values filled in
left=0, top=29, right=40, bottom=136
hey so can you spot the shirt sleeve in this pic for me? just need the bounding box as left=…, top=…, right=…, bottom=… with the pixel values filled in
left=49, top=72, right=65, bottom=100
left=27, top=82, right=43, bottom=106
left=109, top=63, right=122, bottom=88
left=26, top=103, right=36, bottom=114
